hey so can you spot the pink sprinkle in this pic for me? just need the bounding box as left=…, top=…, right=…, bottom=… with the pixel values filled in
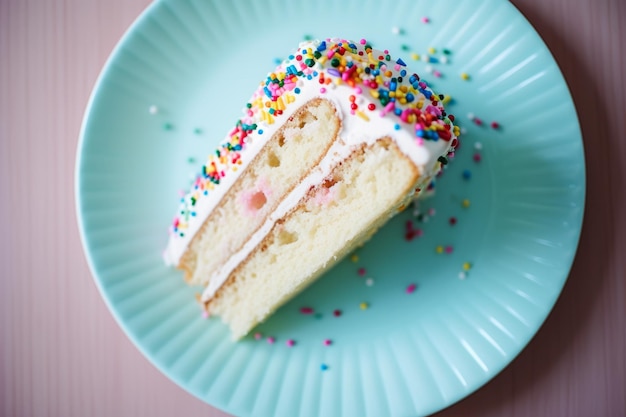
left=406, top=283, right=417, bottom=294
left=421, top=16, right=430, bottom=23
left=491, top=121, right=500, bottom=129
left=323, top=339, right=332, bottom=346
left=354, top=86, right=362, bottom=94
left=254, top=332, right=262, bottom=340
left=286, top=339, right=295, bottom=347
left=358, top=268, right=366, bottom=276
left=445, top=246, right=454, bottom=254
left=473, top=153, right=482, bottom=163
left=300, top=307, right=314, bottom=315
left=320, top=87, right=326, bottom=94
left=267, top=337, right=276, bottom=344
left=360, top=38, right=367, bottom=45
left=201, top=311, right=209, bottom=319
left=428, top=208, right=436, bottom=216
left=333, top=309, right=342, bottom=317
left=433, top=70, right=442, bottom=78
left=474, top=117, right=483, bottom=126
left=394, top=64, right=401, bottom=71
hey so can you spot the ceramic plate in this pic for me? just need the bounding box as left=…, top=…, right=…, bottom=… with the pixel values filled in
left=76, top=0, right=585, bottom=416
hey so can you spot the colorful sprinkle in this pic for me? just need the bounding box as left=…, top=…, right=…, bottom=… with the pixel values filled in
left=436, top=245, right=444, bottom=254
left=365, top=278, right=374, bottom=286
left=449, top=217, right=457, bottom=225
left=360, top=302, right=369, bottom=310
left=351, top=254, right=359, bottom=263
left=461, top=72, right=470, bottom=80
left=358, top=267, right=366, bottom=276
left=163, top=122, right=173, bottom=130
left=462, top=199, right=471, bottom=208
left=254, top=332, right=262, bottom=340
left=491, top=121, right=500, bottom=129
left=333, top=309, right=342, bottom=317
left=462, top=169, right=472, bottom=180
left=463, top=262, right=472, bottom=271
left=459, top=271, right=467, bottom=280
left=445, top=245, right=454, bottom=254
left=286, top=339, right=295, bottom=347
left=406, top=283, right=417, bottom=294
left=300, top=307, right=314, bottom=315
left=473, top=153, right=482, bottom=163
left=323, top=339, right=332, bottom=346
left=201, top=310, right=209, bottom=319
left=320, top=364, right=329, bottom=371
left=267, top=336, right=276, bottom=344
left=421, top=16, right=430, bottom=23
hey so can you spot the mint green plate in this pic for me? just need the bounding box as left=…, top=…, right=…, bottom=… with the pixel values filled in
left=76, top=1, right=585, bottom=416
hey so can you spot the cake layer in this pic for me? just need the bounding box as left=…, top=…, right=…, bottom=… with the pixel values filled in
left=180, top=98, right=340, bottom=285
left=205, top=137, right=422, bottom=339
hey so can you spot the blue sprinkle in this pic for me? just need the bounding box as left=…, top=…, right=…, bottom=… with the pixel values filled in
left=316, top=41, right=327, bottom=51
left=294, top=88, right=301, bottom=94
left=405, top=93, right=415, bottom=102
left=258, top=129, right=264, bottom=134
left=394, top=108, right=402, bottom=116
left=400, top=69, right=407, bottom=77
left=307, top=74, right=313, bottom=80
left=416, top=129, right=425, bottom=137
left=320, top=364, right=329, bottom=371
left=263, top=86, right=272, bottom=98
left=203, top=190, right=208, bottom=195
left=394, top=124, right=401, bottom=130
left=191, top=212, right=196, bottom=216
left=288, top=54, right=295, bottom=59
left=409, top=74, right=418, bottom=84
left=396, top=58, right=407, bottom=66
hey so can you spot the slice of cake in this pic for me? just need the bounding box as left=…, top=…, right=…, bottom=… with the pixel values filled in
left=164, top=38, right=460, bottom=339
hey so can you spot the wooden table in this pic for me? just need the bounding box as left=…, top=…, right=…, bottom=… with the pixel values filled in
left=2, top=0, right=624, bottom=416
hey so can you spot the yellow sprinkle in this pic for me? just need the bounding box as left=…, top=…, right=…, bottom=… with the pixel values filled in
left=232, top=166, right=238, bottom=172
left=453, top=126, right=461, bottom=136
left=462, top=199, right=471, bottom=208
left=436, top=246, right=444, bottom=254
left=370, top=90, right=380, bottom=99
left=286, top=93, right=296, bottom=104
left=360, top=302, right=369, bottom=310
left=463, top=262, right=472, bottom=271
left=389, top=91, right=396, bottom=98
left=399, top=98, right=407, bottom=105
left=410, top=53, right=419, bottom=60
left=428, top=47, right=436, bottom=54
left=276, top=97, right=285, bottom=110
left=461, top=72, right=470, bottom=80
left=350, top=254, right=359, bottom=263
left=441, top=95, right=452, bottom=105
left=356, top=111, right=370, bottom=121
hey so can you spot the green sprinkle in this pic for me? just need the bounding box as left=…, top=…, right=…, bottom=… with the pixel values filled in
left=193, top=128, right=202, bottom=135
left=163, top=122, right=173, bottom=130
left=331, top=58, right=340, bottom=67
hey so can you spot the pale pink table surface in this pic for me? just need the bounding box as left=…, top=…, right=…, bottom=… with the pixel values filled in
left=1, top=0, right=625, bottom=416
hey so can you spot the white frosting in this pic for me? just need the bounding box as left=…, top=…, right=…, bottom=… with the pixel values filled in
left=162, top=39, right=458, bottom=301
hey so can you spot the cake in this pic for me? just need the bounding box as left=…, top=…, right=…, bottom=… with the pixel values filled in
left=164, top=38, right=460, bottom=339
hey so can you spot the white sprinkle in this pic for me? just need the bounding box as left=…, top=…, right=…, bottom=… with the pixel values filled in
left=425, top=64, right=433, bottom=73
left=422, top=54, right=430, bottom=63
left=474, top=141, right=483, bottom=150
left=440, top=56, right=448, bottom=64
left=365, top=278, right=374, bottom=286
left=460, top=127, right=468, bottom=135
left=149, top=105, right=158, bottom=115
left=391, top=26, right=401, bottom=35
left=467, top=112, right=476, bottom=120
left=459, top=271, right=467, bottom=280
